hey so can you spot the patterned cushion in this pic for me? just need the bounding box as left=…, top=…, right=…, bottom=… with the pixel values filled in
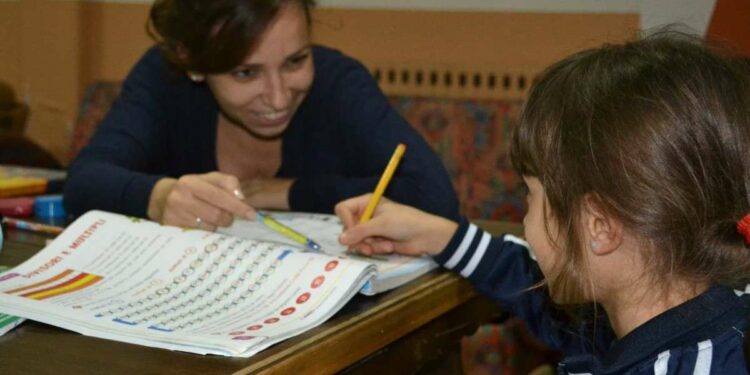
left=389, top=96, right=526, bottom=221
left=68, top=81, right=121, bottom=162
left=461, top=319, right=560, bottom=375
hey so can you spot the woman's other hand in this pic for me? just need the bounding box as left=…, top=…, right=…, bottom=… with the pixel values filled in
left=148, top=172, right=255, bottom=231
left=335, top=194, right=458, bottom=257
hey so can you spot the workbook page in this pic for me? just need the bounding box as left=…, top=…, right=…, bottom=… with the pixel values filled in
left=0, top=211, right=375, bottom=356
left=222, top=212, right=437, bottom=295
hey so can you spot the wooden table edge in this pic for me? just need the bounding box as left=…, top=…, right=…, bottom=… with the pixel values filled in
left=237, top=272, right=474, bottom=374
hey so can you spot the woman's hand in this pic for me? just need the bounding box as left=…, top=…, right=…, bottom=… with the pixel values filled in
left=335, top=194, right=458, bottom=257
left=148, top=172, right=255, bottom=231
left=241, top=178, right=294, bottom=210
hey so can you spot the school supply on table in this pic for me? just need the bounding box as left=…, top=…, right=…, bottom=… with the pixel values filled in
left=2, top=217, right=65, bottom=235
left=0, top=312, right=23, bottom=336
left=0, top=210, right=377, bottom=357
left=255, top=211, right=321, bottom=252
left=0, top=197, right=35, bottom=217
left=0, top=165, right=66, bottom=198
left=221, top=212, right=438, bottom=295
left=34, top=194, right=66, bottom=219
left=0, top=266, right=25, bottom=336
left=360, top=143, right=406, bottom=223
left=0, top=177, right=47, bottom=198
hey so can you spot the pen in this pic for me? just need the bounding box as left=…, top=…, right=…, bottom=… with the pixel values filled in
left=255, top=212, right=321, bottom=252
left=2, top=217, right=64, bottom=235
left=359, top=143, right=406, bottom=223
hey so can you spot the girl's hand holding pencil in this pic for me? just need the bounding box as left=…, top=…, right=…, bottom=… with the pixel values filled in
left=336, top=194, right=458, bottom=257
left=336, top=143, right=458, bottom=257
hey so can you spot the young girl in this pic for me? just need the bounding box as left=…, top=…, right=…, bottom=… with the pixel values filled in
left=336, top=32, right=750, bottom=374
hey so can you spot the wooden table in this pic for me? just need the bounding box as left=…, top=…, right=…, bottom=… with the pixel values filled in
left=0, top=220, right=521, bottom=374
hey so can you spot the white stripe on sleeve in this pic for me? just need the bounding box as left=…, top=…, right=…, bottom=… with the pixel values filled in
left=460, top=232, right=491, bottom=277
left=654, top=350, right=671, bottom=375
left=692, top=340, right=713, bottom=375
left=444, top=224, right=477, bottom=270
left=504, top=234, right=535, bottom=261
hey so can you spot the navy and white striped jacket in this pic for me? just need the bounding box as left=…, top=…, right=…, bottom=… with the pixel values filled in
left=433, top=218, right=750, bottom=374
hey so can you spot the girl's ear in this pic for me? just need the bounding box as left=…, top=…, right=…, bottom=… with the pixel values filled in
left=583, top=194, right=623, bottom=256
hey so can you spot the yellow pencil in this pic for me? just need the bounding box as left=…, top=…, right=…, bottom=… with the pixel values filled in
left=359, top=143, right=407, bottom=223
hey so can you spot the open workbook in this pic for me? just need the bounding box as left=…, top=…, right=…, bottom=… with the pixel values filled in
left=0, top=210, right=437, bottom=357
left=220, top=212, right=438, bottom=295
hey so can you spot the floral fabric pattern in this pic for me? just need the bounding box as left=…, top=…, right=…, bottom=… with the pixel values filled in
left=390, top=96, right=526, bottom=221
left=69, top=82, right=121, bottom=162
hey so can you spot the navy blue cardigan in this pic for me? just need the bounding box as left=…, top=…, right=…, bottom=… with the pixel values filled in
left=437, top=218, right=750, bottom=374
left=65, top=46, right=459, bottom=220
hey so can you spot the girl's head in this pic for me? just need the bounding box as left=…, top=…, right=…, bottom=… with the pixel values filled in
left=149, top=0, right=316, bottom=139
left=512, top=31, right=750, bottom=304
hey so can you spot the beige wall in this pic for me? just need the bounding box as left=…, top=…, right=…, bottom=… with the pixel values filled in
left=79, top=3, right=152, bottom=88
left=0, top=1, right=637, bottom=164
left=314, top=9, right=637, bottom=69
left=0, top=0, right=83, bottom=162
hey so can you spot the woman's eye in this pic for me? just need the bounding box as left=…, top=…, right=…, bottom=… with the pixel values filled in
left=231, top=67, right=260, bottom=80
left=286, top=53, right=309, bottom=68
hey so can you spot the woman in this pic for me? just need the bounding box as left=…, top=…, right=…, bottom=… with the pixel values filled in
left=64, top=0, right=458, bottom=231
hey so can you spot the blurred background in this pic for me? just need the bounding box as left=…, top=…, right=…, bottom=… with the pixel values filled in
left=0, top=0, right=747, bottom=167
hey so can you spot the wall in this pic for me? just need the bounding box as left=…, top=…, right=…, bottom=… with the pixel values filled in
left=0, top=0, right=85, bottom=163
left=79, top=3, right=152, bottom=89
left=313, top=9, right=637, bottom=99
left=0, top=0, right=646, bottom=164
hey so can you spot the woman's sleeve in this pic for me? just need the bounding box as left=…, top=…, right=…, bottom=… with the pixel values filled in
left=64, top=49, right=168, bottom=219
left=288, top=56, right=460, bottom=220
left=433, top=218, right=614, bottom=355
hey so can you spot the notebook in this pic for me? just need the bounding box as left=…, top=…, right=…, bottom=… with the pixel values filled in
left=220, top=212, right=438, bottom=295
left=0, top=211, right=375, bottom=357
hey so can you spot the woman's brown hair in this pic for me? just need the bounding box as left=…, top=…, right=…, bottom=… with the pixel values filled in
left=148, top=0, right=316, bottom=74
left=511, top=31, right=750, bottom=303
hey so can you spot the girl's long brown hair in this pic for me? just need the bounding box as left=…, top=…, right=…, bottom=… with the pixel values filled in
left=511, top=31, right=750, bottom=303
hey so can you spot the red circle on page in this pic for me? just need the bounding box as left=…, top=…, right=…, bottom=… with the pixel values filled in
left=296, top=292, right=311, bottom=304
left=246, top=325, right=263, bottom=331
left=311, top=275, right=325, bottom=288
left=232, top=335, right=256, bottom=340
left=281, top=307, right=296, bottom=316
left=325, top=260, right=339, bottom=271
left=264, top=317, right=280, bottom=324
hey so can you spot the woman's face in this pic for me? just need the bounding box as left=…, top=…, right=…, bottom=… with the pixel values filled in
left=205, top=2, right=314, bottom=139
